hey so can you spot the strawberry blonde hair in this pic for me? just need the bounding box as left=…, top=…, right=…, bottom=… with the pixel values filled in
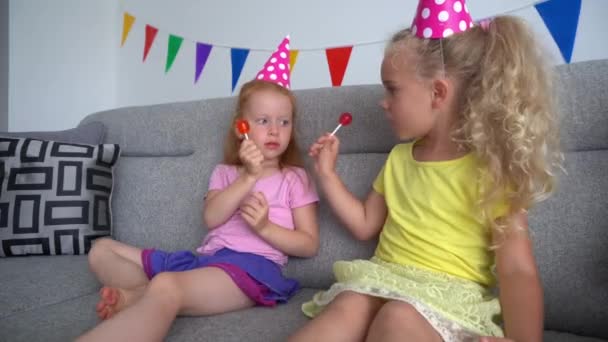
left=386, top=16, right=563, bottom=234
left=223, top=80, right=304, bottom=169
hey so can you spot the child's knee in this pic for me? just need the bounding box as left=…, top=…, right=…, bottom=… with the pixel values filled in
left=88, top=238, right=114, bottom=265
left=148, top=273, right=183, bottom=303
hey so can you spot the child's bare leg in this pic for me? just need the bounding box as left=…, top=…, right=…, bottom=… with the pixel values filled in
left=88, top=238, right=148, bottom=289
left=365, top=300, right=441, bottom=342
left=96, top=286, right=145, bottom=320
left=288, top=291, right=385, bottom=342
left=77, top=267, right=254, bottom=342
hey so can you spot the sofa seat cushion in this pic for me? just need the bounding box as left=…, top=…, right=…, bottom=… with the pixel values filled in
left=1, top=287, right=606, bottom=342
left=0, top=288, right=317, bottom=342
left=543, top=331, right=608, bottom=342
left=0, top=255, right=98, bottom=318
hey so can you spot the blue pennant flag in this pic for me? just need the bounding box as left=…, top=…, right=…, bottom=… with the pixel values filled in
left=231, top=48, right=250, bottom=92
left=536, top=0, right=582, bottom=63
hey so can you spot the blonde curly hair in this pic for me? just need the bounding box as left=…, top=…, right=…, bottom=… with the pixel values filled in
left=386, top=16, right=563, bottom=234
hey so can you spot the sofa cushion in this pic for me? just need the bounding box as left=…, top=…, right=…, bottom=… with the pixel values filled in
left=530, top=150, right=608, bottom=339
left=77, top=60, right=608, bottom=156
left=284, top=153, right=385, bottom=288
left=98, top=152, right=206, bottom=250
left=0, top=255, right=98, bottom=319
left=0, top=287, right=317, bottom=342
left=543, top=331, right=608, bottom=342
left=554, top=60, right=608, bottom=152
left=0, top=137, right=120, bottom=256
left=1, top=287, right=606, bottom=342
left=78, top=86, right=396, bottom=158
left=1, top=122, right=106, bottom=146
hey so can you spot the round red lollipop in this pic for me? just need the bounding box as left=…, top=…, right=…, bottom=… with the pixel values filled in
left=331, top=112, right=353, bottom=136
left=339, top=112, right=353, bottom=126
left=236, top=119, right=250, bottom=139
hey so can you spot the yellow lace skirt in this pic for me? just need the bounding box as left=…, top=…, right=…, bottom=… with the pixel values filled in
left=302, top=257, right=503, bottom=341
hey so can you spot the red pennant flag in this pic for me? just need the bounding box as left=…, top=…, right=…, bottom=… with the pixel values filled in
left=143, top=25, right=158, bottom=62
left=325, top=46, right=353, bottom=87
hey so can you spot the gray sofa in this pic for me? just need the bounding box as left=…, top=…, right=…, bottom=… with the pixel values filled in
left=1, top=59, right=606, bottom=342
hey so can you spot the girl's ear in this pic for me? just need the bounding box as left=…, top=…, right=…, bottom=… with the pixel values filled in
left=430, top=78, right=450, bottom=109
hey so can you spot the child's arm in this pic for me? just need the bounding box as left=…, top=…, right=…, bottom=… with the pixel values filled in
left=309, top=134, right=387, bottom=241
left=203, top=140, right=264, bottom=229
left=241, top=192, right=319, bottom=257
left=203, top=176, right=256, bottom=229
left=494, top=211, right=544, bottom=342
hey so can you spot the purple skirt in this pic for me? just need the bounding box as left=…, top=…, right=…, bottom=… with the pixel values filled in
left=141, top=248, right=299, bottom=306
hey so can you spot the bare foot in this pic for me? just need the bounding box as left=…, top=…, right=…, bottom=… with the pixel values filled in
left=95, top=286, right=142, bottom=320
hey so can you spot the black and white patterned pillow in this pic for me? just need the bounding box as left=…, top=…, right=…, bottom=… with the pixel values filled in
left=0, top=136, right=120, bottom=257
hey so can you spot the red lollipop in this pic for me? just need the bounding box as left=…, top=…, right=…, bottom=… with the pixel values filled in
left=330, top=112, right=353, bottom=136
left=236, top=119, right=250, bottom=140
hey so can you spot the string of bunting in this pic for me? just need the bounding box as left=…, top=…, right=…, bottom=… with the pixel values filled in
left=120, top=0, right=581, bottom=92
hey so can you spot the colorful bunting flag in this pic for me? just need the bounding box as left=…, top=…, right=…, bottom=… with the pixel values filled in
left=231, top=48, right=250, bottom=92
left=536, top=0, right=581, bottom=63
left=165, top=34, right=184, bottom=72
left=143, top=25, right=158, bottom=62
left=195, top=43, right=213, bottom=84
left=326, top=46, right=353, bottom=87
left=123, top=4, right=582, bottom=89
left=121, top=13, right=135, bottom=47
left=290, top=49, right=300, bottom=72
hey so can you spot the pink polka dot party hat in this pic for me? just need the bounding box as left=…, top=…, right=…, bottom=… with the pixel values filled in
left=255, top=35, right=292, bottom=89
left=411, top=0, right=474, bottom=39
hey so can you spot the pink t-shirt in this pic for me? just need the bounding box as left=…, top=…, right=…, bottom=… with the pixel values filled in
left=197, top=164, right=319, bottom=265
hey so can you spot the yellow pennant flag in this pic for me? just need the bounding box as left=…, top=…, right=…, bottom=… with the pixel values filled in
left=290, top=49, right=299, bottom=72
left=121, top=12, right=136, bottom=47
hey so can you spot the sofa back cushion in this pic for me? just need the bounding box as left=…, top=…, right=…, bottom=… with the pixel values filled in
left=527, top=60, right=608, bottom=338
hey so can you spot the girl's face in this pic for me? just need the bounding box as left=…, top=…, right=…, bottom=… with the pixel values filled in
left=379, top=52, right=438, bottom=140
left=240, top=89, right=294, bottom=163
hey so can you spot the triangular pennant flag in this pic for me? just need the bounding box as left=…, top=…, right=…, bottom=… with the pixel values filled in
left=326, top=46, right=353, bottom=87
left=121, top=12, right=135, bottom=47
left=195, top=43, right=213, bottom=84
left=165, top=34, right=184, bottom=73
left=289, top=49, right=300, bottom=72
left=143, top=25, right=158, bottom=62
left=536, top=0, right=581, bottom=63
left=231, top=48, right=250, bottom=92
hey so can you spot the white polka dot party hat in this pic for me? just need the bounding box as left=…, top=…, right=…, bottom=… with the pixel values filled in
left=411, top=0, right=474, bottom=39
left=255, top=35, right=291, bottom=89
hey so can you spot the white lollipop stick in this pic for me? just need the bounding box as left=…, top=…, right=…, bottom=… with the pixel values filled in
left=330, top=124, right=342, bottom=136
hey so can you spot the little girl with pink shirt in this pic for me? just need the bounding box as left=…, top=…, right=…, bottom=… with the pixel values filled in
left=78, top=36, right=319, bottom=341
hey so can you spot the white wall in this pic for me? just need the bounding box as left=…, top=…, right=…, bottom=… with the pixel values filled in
left=8, top=0, right=608, bottom=131
left=9, top=0, right=118, bottom=132
left=0, top=0, right=8, bottom=131
left=116, top=0, right=545, bottom=106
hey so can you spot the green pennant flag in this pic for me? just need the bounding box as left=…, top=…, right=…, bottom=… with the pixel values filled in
left=166, top=34, right=184, bottom=73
